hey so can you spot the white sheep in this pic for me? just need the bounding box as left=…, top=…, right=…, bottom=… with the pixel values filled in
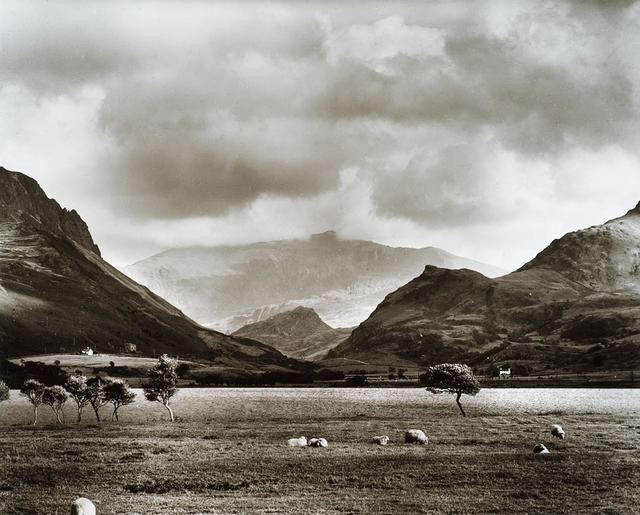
left=404, top=429, right=428, bottom=445
left=551, top=424, right=565, bottom=439
left=71, top=497, right=96, bottom=515
left=287, top=436, right=307, bottom=447
left=308, top=437, right=328, bottom=448
left=373, top=435, right=389, bottom=446
left=533, top=443, right=549, bottom=454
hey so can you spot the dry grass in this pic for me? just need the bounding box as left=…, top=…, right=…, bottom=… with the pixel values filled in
left=0, top=388, right=638, bottom=514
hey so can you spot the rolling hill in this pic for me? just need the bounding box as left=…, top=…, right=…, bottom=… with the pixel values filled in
left=232, top=306, right=352, bottom=360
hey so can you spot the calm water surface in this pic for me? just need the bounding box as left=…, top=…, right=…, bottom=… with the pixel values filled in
left=4, top=387, right=638, bottom=425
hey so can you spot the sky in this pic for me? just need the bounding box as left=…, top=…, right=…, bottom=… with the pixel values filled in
left=1, top=0, right=640, bottom=271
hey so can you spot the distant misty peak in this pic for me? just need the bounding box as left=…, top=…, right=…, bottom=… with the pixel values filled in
left=125, top=232, right=506, bottom=333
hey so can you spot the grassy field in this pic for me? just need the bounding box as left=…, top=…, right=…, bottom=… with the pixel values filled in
left=0, top=388, right=638, bottom=514
left=8, top=353, right=200, bottom=369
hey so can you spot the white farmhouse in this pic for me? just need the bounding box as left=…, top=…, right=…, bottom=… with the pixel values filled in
left=499, top=367, right=511, bottom=378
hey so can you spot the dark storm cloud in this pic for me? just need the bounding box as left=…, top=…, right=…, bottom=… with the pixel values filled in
left=96, top=74, right=352, bottom=218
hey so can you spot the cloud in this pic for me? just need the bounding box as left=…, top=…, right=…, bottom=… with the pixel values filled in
left=1, top=1, right=640, bottom=271
left=370, top=139, right=550, bottom=227
left=323, top=15, right=445, bottom=71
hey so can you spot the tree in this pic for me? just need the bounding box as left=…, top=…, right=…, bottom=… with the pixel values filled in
left=0, top=381, right=9, bottom=402
left=42, top=385, right=68, bottom=424
left=485, top=365, right=500, bottom=378
left=0, top=381, right=9, bottom=415
left=65, top=375, right=92, bottom=423
left=102, top=379, right=136, bottom=421
left=20, top=379, right=45, bottom=425
left=143, top=354, right=179, bottom=422
left=419, top=363, right=481, bottom=418
left=345, top=374, right=368, bottom=386
left=86, top=376, right=109, bottom=422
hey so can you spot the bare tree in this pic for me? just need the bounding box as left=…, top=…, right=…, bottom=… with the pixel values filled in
left=103, top=379, right=136, bottom=421
left=65, top=375, right=91, bottom=423
left=20, top=379, right=45, bottom=425
left=419, top=363, right=481, bottom=417
left=42, top=385, right=68, bottom=424
left=86, top=377, right=109, bottom=422
left=144, top=354, right=179, bottom=422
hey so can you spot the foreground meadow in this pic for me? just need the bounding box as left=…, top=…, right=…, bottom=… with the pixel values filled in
left=0, top=388, right=638, bottom=514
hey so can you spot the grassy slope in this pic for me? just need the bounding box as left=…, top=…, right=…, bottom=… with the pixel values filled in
left=0, top=389, right=638, bottom=514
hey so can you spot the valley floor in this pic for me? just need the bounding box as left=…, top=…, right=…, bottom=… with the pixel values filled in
left=0, top=388, right=638, bottom=514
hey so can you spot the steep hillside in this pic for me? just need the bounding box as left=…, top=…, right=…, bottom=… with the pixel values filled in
left=233, top=306, right=352, bottom=360
left=0, top=167, right=295, bottom=372
left=328, top=205, right=640, bottom=374
left=125, top=230, right=506, bottom=333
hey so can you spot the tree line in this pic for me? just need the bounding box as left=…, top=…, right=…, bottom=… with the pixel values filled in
left=0, top=354, right=180, bottom=424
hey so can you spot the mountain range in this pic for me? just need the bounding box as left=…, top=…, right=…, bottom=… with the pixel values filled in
left=0, top=167, right=296, bottom=373
left=124, top=232, right=506, bottom=333
left=328, top=203, right=640, bottom=374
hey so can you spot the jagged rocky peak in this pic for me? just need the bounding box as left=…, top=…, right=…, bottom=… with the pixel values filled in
left=0, top=166, right=100, bottom=255
left=623, top=200, right=640, bottom=217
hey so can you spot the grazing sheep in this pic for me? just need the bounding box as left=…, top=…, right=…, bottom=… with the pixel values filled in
left=373, top=435, right=389, bottom=446
left=308, top=437, right=328, bottom=448
left=71, top=497, right=96, bottom=515
left=533, top=443, right=550, bottom=454
left=287, top=436, right=307, bottom=447
left=404, top=429, right=428, bottom=445
left=551, top=424, right=565, bottom=439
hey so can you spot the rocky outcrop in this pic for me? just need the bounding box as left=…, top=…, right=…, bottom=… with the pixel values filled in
left=0, top=167, right=100, bottom=255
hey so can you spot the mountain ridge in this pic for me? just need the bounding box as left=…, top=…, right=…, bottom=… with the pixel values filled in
left=328, top=204, right=640, bottom=374
left=125, top=231, right=507, bottom=333
left=0, top=166, right=297, bottom=372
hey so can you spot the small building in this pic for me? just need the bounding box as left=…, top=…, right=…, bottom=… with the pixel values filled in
left=81, top=347, right=94, bottom=356
left=499, top=367, right=511, bottom=378
left=123, top=342, right=137, bottom=353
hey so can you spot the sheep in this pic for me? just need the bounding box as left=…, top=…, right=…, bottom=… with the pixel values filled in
left=71, top=497, right=96, bottom=515
left=551, top=424, right=565, bottom=439
left=533, top=443, right=549, bottom=454
left=308, top=437, right=328, bottom=448
left=404, top=429, right=428, bottom=445
left=287, top=436, right=307, bottom=447
left=373, top=435, right=389, bottom=446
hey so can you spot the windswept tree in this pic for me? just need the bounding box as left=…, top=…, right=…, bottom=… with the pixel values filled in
left=65, top=375, right=92, bottom=423
left=86, top=377, right=109, bottom=422
left=20, top=379, right=45, bottom=425
left=419, top=363, right=481, bottom=417
left=43, top=385, right=68, bottom=424
left=103, top=379, right=136, bottom=421
left=144, top=354, right=179, bottom=422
